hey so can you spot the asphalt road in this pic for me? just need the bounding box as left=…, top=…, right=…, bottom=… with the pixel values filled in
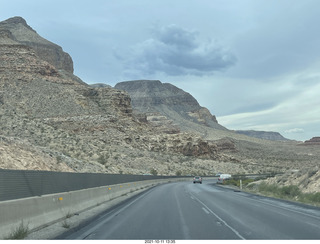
left=63, top=179, right=320, bottom=240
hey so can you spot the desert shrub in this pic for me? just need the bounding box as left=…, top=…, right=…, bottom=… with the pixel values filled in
left=150, top=168, right=158, bottom=176
left=255, top=183, right=320, bottom=206
left=258, top=182, right=280, bottom=194
left=301, top=192, right=320, bottom=204
left=223, top=178, right=254, bottom=187
left=223, top=178, right=238, bottom=186
left=5, top=221, right=29, bottom=240
left=279, top=185, right=301, bottom=198
left=97, top=154, right=109, bottom=165
left=62, top=220, right=70, bottom=229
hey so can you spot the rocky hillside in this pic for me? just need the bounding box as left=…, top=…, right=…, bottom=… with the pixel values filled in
left=0, top=17, right=319, bottom=186
left=0, top=135, right=73, bottom=172
left=0, top=17, right=247, bottom=176
left=257, top=167, right=320, bottom=193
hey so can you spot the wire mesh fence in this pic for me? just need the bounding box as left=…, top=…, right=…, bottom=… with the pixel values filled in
left=0, top=169, right=179, bottom=201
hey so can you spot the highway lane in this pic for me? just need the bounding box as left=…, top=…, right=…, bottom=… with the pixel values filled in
left=63, top=179, right=320, bottom=240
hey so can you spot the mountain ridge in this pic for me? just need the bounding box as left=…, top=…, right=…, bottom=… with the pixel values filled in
left=0, top=16, right=74, bottom=73
left=0, top=17, right=237, bottom=176
left=0, top=17, right=319, bottom=188
left=115, top=80, right=226, bottom=133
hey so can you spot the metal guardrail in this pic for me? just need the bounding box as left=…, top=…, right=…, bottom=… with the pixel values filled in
left=0, top=169, right=184, bottom=201
left=230, top=173, right=283, bottom=179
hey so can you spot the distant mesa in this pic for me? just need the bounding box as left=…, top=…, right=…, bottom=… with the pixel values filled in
left=299, top=137, right=320, bottom=146
left=115, top=80, right=227, bottom=133
left=235, top=130, right=290, bottom=141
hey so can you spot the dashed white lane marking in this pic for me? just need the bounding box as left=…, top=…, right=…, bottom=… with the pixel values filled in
left=202, top=207, right=210, bottom=214
left=190, top=192, right=246, bottom=240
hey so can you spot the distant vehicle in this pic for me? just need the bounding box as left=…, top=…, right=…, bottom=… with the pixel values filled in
left=217, top=174, right=231, bottom=184
left=215, top=173, right=222, bottom=177
left=193, top=176, right=202, bottom=184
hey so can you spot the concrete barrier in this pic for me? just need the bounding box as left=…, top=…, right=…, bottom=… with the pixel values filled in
left=0, top=177, right=188, bottom=239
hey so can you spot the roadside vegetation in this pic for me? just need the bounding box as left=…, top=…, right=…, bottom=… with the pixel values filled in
left=223, top=177, right=255, bottom=188
left=247, top=182, right=320, bottom=207
left=5, top=221, right=29, bottom=240
left=224, top=178, right=320, bottom=207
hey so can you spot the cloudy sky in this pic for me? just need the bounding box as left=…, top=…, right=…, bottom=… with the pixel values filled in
left=1, top=0, right=320, bottom=141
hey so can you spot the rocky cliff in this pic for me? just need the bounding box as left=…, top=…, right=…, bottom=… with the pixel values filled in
left=115, top=80, right=226, bottom=132
left=0, top=16, right=73, bottom=73
left=235, top=130, right=289, bottom=141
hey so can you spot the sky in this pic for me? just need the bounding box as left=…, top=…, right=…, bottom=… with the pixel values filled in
left=1, top=0, right=320, bottom=141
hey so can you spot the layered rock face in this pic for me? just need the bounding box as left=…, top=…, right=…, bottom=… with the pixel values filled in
left=0, top=16, right=73, bottom=73
left=115, top=80, right=225, bottom=131
left=300, top=137, right=320, bottom=146
left=116, top=80, right=202, bottom=112
left=0, top=17, right=135, bottom=172
left=0, top=17, right=132, bottom=119
left=0, top=45, right=132, bottom=118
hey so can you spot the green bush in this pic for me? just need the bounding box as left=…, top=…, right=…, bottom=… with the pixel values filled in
left=223, top=178, right=254, bottom=187
left=150, top=168, right=158, bottom=176
left=255, top=183, right=320, bottom=206
left=301, top=192, right=320, bottom=204
left=257, top=183, right=298, bottom=198
left=258, top=182, right=279, bottom=194
left=279, top=185, right=301, bottom=197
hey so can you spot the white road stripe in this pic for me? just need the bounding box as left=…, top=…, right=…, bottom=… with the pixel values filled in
left=191, top=192, right=246, bottom=240
left=202, top=207, right=210, bottom=214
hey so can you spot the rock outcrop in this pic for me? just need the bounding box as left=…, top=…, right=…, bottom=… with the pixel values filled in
left=299, top=137, right=320, bottom=146
left=0, top=16, right=73, bottom=73
left=0, top=17, right=132, bottom=119
left=115, top=80, right=226, bottom=132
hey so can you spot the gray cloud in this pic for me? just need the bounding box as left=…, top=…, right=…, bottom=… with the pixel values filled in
left=118, top=24, right=237, bottom=77
left=229, top=0, right=320, bottom=80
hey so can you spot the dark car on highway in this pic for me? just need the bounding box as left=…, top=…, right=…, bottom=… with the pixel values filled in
left=193, top=176, right=202, bottom=184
